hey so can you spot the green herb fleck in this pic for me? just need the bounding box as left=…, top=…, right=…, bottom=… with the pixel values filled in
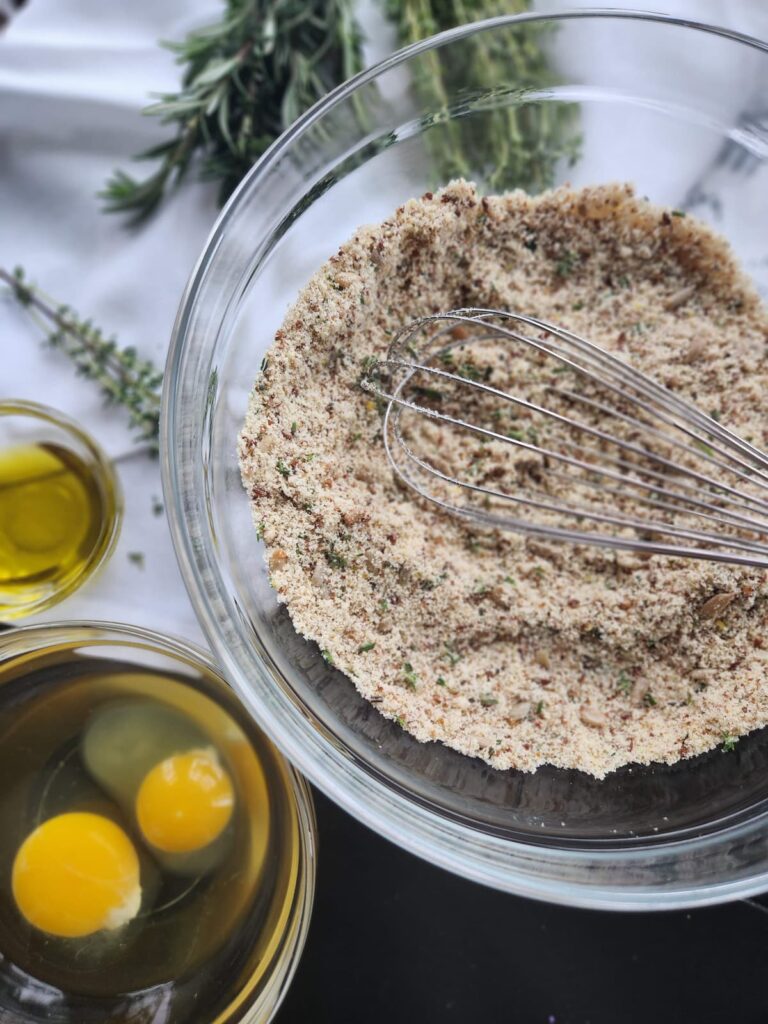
left=504, top=575, right=516, bottom=585
left=459, top=361, right=492, bottom=383
left=694, top=440, right=714, bottom=457
left=534, top=700, right=544, bottom=716
left=436, top=676, right=447, bottom=686
left=276, top=459, right=291, bottom=478
left=358, top=642, right=375, bottom=653
left=617, top=670, right=632, bottom=695
left=412, top=385, right=444, bottom=403
left=721, top=732, right=738, bottom=753
left=555, top=250, right=577, bottom=278
left=304, top=453, right=316, bottom=462
left=672, top=209, right=686, bottom=218
left=128, top=551, right=145, bottom=570
left=643, top=691, right=657, bottom=707
left=324, top=546, right=347, bottom=570
left=403, top=662, right=418, bottom=689
left=479, top=695, right=498, bottom=707
left=394, top=715, right=406, bottom=729
left=321, top=648, right=334, bottom=666
left=421, top=572, right=447, bottom=592
left=291, top=421, right=298, bottom=435
left=151, top=495, right=164, bottom=517
left=443, top=643, right=462, bottom=666
left=256, top=521, right=266, bottom=541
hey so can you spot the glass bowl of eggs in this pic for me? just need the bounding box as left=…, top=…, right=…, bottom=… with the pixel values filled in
left=0, top=622, right=315, bottom=1023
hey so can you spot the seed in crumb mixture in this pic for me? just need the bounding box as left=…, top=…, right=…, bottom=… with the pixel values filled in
left=238, top=180, right=768, bottom=779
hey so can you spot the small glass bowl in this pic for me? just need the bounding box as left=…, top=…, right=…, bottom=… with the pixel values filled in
left=0, top=401, right=122, bottom=619
left=0, top=622, right=316, bottom=1023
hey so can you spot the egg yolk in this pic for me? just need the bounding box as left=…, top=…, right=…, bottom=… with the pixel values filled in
left=12, top=812, right=141, bottom=939
left=135, top=748, right=235, bottom=854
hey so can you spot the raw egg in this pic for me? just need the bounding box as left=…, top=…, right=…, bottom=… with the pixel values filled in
left=83, top=700, right=237, bottom=874
left=12, top=812, right=141, bottom=939
left=136, top=748, right=235, bottom=854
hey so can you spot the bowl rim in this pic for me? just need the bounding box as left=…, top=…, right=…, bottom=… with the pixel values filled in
left=0, top=619, right=316, bottom=1023
left=162, top=9, right=768, bottom=910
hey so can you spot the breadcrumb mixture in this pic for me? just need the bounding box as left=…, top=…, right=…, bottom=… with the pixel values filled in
left=239, top=181, right=768, bottom=777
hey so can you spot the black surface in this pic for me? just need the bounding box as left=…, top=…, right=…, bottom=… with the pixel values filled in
left=277, top=789, right=768, bottom=1024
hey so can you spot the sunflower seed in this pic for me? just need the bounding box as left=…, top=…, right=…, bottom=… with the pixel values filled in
left=699, top=592, right=736, bottom=620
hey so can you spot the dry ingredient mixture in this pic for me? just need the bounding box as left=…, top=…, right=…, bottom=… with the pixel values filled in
left=239, top=180, right=768, bottom=778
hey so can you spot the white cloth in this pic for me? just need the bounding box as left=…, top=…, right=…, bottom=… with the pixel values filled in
left=1, top=0, right=221, bottom=640
left=2, top=0, right=767, bottom=642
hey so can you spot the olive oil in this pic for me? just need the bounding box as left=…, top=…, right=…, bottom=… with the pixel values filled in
left=0, top=649, right=306, bottom=1023
left=0, top=442, right=114, bottom=617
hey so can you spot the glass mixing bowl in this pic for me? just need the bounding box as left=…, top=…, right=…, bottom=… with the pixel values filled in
left=164, top=11, right=768, bottom=909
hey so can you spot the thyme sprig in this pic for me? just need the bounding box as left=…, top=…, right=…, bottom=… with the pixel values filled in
left=387, top=0, right=580, bottom=193
left=101, top=0, right=365, bottom=221
left=1, top=267, right=162, bottom=455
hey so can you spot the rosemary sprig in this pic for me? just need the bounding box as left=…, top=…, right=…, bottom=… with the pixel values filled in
left=101, top=0, right=365, bottom=222
left=103, top=0, right=578, bottom=223
left=387, top=0, right=580, bottom=193
left=1, top=267, right=162, bottom=455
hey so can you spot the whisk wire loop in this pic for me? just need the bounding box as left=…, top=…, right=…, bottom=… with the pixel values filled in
left=361, top=308, right=768, bottom=568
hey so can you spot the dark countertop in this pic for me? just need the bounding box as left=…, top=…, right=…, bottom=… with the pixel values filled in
left=277, top=789, right=768, bottom=1024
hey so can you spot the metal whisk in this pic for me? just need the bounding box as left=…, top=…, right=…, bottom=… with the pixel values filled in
left=361, top=308, right=768, bottom=568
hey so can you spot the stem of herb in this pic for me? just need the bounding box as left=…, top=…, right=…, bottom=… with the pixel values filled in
left=1, top=266, right=162, bottom=455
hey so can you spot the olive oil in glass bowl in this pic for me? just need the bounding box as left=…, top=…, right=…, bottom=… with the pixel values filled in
left=0, top=401, right=121, bottom=619
left=0, top=623, right=315, bottom=1024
